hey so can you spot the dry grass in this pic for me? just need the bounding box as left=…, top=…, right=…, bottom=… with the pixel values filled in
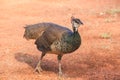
left=106, top=8, right=120, bottom=15
left=100, top=33, right=111, bottom=39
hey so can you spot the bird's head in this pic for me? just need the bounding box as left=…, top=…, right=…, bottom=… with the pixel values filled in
left=71, top=16, right=83, bottom=32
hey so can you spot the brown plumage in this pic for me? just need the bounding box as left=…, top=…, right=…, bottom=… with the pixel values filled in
left=23, top=16, right=83, bottom=76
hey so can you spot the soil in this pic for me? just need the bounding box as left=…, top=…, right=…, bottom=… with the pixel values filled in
left=0, top=0, right=120, bottom=80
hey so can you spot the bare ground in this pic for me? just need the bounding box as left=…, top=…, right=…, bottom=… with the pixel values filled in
left=0, top=0, right=120, bottom=80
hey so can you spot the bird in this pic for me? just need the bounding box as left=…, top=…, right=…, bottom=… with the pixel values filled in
left=23, top=16, right=83, bottom=76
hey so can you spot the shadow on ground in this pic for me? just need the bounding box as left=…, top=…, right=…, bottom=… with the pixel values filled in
left=14, top=52, right=120, bottom=79
left=14, top=52, right=87, bottom=78
left=15, top=52, right=58, bottom=73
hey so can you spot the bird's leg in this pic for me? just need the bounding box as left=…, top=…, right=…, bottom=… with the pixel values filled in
left=57, top=55, right=63, bottom=76
left=35, top=52, right=46, bottom=73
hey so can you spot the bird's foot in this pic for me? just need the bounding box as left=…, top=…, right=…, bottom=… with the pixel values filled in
left=34, top=65, right=43, bottom=73
left=58, top=71, right=63, bottom=77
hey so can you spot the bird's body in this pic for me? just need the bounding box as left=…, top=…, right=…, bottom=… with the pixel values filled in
left=24, top=17, right=83, bottom=76
left=24, top=22, right=81, bottom=54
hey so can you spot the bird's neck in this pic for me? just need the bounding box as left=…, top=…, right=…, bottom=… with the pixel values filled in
left=73, top=26, right=78, bottom=33
left=73, top=26, right=79, bottom=38
left=72, top=31, right=80, bottom=40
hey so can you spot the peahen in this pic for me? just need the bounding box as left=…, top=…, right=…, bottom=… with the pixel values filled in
left=23, top=16, right=83, bottom=76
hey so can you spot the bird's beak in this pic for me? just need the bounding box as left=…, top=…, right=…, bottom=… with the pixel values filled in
left=80, top=21, right=84, bottom=25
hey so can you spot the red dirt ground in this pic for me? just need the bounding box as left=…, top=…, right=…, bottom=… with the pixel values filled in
left=0, top=0, right=120, bottom=80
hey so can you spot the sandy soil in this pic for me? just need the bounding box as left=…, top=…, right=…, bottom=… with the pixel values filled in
left=0, top=0, right=120, bottom=80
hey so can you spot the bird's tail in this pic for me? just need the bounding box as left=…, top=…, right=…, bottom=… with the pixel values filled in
left=23, top=23, right=48, bottom=40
